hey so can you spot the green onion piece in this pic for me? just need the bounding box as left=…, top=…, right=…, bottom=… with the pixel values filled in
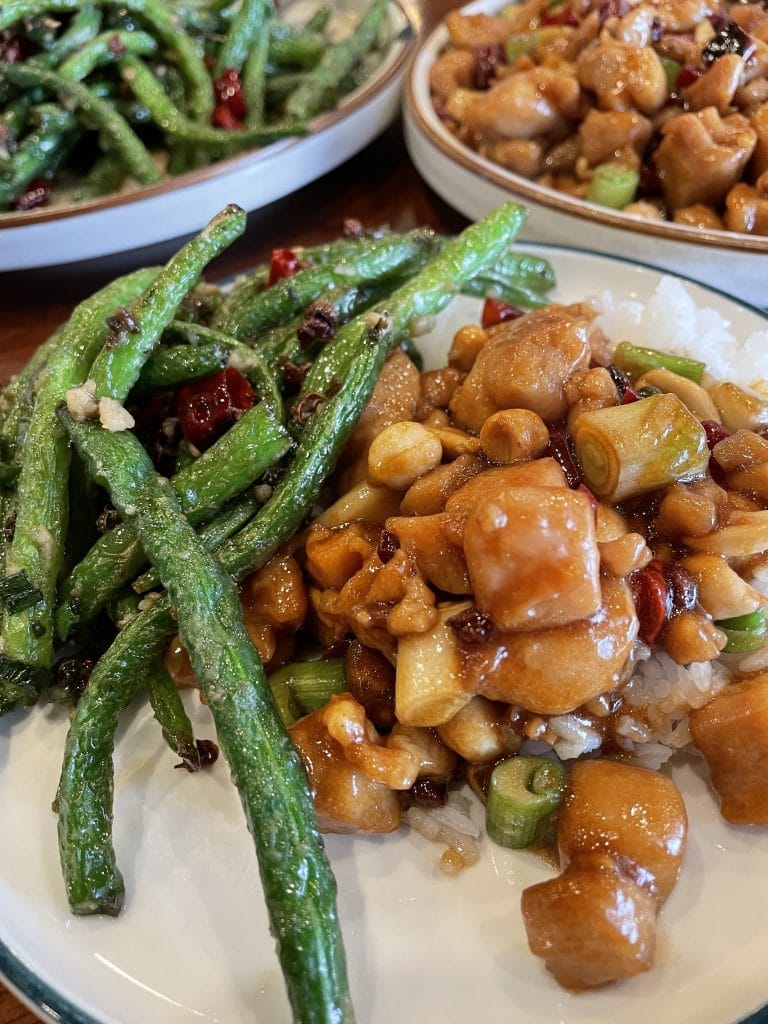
left=0, top=654, right=52, bottom=706
left=636, top=384, right=662, bottom=399
left=0, top=571, right=44, bottom=614
left=486, top=755, right=566, bottom=849
left=504, top=31, right=538, bottom=63
left=660, top=56, right=681, bottom=92
left=586, top=162, right=640, bottom=210
left=613, top=341, right=706, bottom=384
left=716, top=609, right=768, bottom=654
left=268, top=659, right=347, bottom=728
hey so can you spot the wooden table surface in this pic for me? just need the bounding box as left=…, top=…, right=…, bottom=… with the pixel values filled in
left=0, top=0, right=462, bottom=1019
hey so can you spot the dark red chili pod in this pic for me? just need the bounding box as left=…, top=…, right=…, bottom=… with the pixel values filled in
left=630, top=560, right=670, bottom=644
left=481, top=297, right=524, bottom=328
left=676, top=64, right=703, bottom=88
left=268, top=247, right=303, bottom=285
left=211, top=103, right=244, bottom=130
left=545, top=427, right=582, bottom=488
left=177, top=367, right=255, bottom=451
left=702, top=419, right=730, bottom=450
left=213, top=68, right=247, bottom=119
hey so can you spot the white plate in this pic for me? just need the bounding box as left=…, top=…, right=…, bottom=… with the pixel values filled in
left=403, top=0, right=768, bottom=308
left=0, top=0, right=414, bottom=271
left=1, top=246, right=768, bottom=1024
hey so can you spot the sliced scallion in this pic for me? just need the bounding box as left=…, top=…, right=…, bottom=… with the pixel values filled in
left=0, top=654, right=52, bottom=707
left=586, top=163, right=640, bottom=210
left=267, top=659, right=347, bottom=728
left=716, top=609, right=768, bottom=654
left=0, top=570, right=44, bottom=614
left=613, top=341, right=706, bottom=384
left=486, top=755, right=566, bottom=849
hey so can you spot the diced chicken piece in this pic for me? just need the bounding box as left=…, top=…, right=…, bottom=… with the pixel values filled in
left=576, top=41, right=666, bottom=114
left=750, top=101, right=768, bottom=178
left=436, top=695, right=512, bottom=763
left=735, top=76, right=768, bottom=115
left=460, top=576, right=638, bottom=714
left=442, top=459, right=568, bottom=546
left=680, top=552, right=764, bottom=620
left=447, top=68, right=580, bottom=140
left=337, top=348, right=420, bottom=490
left=483, top=138, right=543, bottom=176
left=463, top=486, right=601, bottom=631
left=653, top=107, right=757, bottom=210
left=730, top=3, right=768, bottom=33
left=578, top=108, right=652, bottom=166
left=655, top=31, right=702, bottom=67
left=386, top=512, right=471, bottom=594
left=725, top=182, right=768, bottom=234
left=623, top=200, right=666, bottom=219
left=429, top=49, right=476, bottom=103
left=654, top=0, right=715, bottom=32
left=523, top=759, right=687, bottom=989
left=522, top=853, right=658, bottom=989
left=683, top=54, right=745, bottom=115
left=240, top=551, right=307, bottom=665
left=558, top=760, right=688, bottom=904
left=673, top=204, right=725, bottom=230
left=304, top=522, right=379, bottom=591
left=400, top=453, right=483, bottom=516
left=445, top=10, right=522, bottom=48
left=290, top=700, right=402, bottom=833
left=449, top=308, right=592, bottom=431
left=606, top=3, right=658, bottom=46
left=690, top=673, right=768, bottom=824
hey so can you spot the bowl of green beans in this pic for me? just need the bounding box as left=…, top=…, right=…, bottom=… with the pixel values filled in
left=0, top=0, right=415, bottom=269
left=403, top=0, right=768, bottom=308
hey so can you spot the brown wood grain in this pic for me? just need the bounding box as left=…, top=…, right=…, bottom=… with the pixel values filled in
left=0, top=0, right=459, bottom=1018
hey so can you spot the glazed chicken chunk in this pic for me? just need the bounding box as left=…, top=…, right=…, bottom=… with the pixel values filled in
left=522, top=760, right=688, bottom=988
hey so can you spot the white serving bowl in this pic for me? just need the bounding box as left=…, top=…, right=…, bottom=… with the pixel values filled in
left=0, top=0, right=415, bottom=270
left=404, top=0, right=768, bottom=307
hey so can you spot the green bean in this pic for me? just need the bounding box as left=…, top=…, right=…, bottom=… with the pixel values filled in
left=242, top=18, right=270, bottom=125
left=31, top=6, right=102, bottom=65
left=58, top=28, right=157, bottom=80
left=213, top=228, right=438, bottom=340
left=0, top=62, right=162, bottom=185
left=0, top=125, right=71, bottom=208
left=135, top=342, right=231, bottom=392
left=264, top=69, right=306, bottom=106
left=0, top=326, right=65, bottom=465
left=88, top=205, right=246, bottom=401
left=132, top=492, right=259, bottom=593
left=145, top=662, right=200, bottom=768
left=304, top=5, right=330, bottom=33
left=3, top=267, right=159, bottom=670
left=72, top=151, right=126, bottom=202
left=55, top=403, right=289, bottom=639
left=214, top=0, right=269, bottom=75
left=1, top=0, right=213, bottom=119
left=119, top=57, right=303, bottom=148
left=59, top=408, right=355, bottom=1023
left=268, top=24, right=324, bottom=69
left=57, top=600, right=172, bottom=913
left=285, top=0, right=387, bottom=120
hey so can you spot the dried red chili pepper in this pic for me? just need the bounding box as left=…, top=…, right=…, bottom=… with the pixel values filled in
left=213, top=68, right=247, bottom=119
left=676, top=64, right=703, bottom=88
left=481, top=297, right=524, bottom=328
left=177, top=367, right=255, bottom=451
left=630, top=560, right=670, bottom=644
left=268, top=247, right=303, bottom=286
left=212, top=103, right=244, bottom=130
left=702, top=419, right=730, bottom=450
